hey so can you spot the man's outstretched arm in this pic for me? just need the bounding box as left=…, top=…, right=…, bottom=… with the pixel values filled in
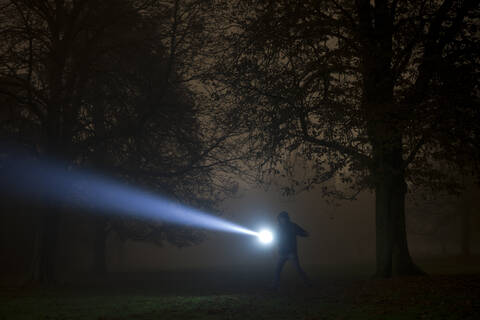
left=294, top=224, right=309, bottom=237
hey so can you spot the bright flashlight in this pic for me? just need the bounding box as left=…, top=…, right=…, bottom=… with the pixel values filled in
left=258, top=229, right=273, bottom=244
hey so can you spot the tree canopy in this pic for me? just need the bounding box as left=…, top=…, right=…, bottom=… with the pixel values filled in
left=212, top=0, right=480, bottom=277
left=0, top=0, right=245, bottom=280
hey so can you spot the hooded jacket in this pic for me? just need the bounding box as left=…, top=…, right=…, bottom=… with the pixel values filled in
left=276, top=211, right=308, bottom=255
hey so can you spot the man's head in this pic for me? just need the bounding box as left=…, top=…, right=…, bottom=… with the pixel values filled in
left=277, top=211, right=290, bottom=225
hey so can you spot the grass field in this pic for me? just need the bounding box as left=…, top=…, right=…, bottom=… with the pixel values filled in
left=1, top=260, right=479, bottom=319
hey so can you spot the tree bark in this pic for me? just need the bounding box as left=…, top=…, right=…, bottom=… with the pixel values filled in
left=28, top=15, right=68, bottom=283
left=356, top=0, right=424, bottom=278
left=91, top=99, right=109, bottom=274
left=29, top=118, right=63, bottom=284
left=28, top=65, right=67, bottom=283
left=374, top=146, right=424, bottom=277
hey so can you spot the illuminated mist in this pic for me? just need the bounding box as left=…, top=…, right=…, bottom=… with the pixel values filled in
left=0, top=152, right=259, bottom=238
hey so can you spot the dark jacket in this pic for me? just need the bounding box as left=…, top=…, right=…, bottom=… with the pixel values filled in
left=276, top=213, right=308, bottom=255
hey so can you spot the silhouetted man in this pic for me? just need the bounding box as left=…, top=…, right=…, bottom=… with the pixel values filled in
left=272, top=211, right=311, bottom=289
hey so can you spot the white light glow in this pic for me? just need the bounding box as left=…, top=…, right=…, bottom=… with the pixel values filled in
left=258, top=229, right=273, bottom=244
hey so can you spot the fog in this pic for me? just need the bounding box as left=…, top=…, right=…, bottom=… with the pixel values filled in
left=2, top=181, right=479, bottom=286
left=91, top=186, right=479, bottom=272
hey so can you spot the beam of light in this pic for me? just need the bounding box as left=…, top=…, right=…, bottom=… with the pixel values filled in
left=0, top=151, right=259, bottom=237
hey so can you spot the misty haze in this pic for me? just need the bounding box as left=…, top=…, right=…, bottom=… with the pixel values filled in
left=1, top=0, right=479, bottom=319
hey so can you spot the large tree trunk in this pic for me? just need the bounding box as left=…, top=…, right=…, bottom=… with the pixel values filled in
left=30, top=133, right=62, bottom=284
left=26, top=1, right=90, bottom=284
left=29, top=69, right=64, bottom=284
left=374, top=178, right=424, bottom=277
left=356, top=0, right=424, bottom=278
left=91, top=101, right=109, bottom=274
left=374, top=145, right=424, bottom=277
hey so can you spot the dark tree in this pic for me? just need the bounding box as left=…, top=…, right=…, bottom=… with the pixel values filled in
left=78, top=0, right=247, bottom=274
left=214, top=0, right=480, bottom=277
left=0, top=0, right=245, bottom=281
left=0, top=0, right=126, bottom=283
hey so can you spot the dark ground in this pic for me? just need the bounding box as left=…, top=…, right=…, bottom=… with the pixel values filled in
left=1, top=257, right=479, bottom=319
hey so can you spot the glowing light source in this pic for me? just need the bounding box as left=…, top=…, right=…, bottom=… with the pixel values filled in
left=258, top=229, right=273, bottom=244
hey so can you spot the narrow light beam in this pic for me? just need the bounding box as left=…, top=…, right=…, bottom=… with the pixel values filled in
left=0, top=152, right=258, bottom=237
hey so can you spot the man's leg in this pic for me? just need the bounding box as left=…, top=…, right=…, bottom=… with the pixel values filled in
left=292, top=255, right=311, bottom=287
left=272, top=255, right=288, bottom=289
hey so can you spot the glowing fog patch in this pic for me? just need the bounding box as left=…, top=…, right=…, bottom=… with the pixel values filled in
left=258, top=229, right=273, bottom=244
left=0, top=151, right=259, bottom=237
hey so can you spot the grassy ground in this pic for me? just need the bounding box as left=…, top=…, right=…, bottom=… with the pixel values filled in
left=1, top=262, right=479, bottom=319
